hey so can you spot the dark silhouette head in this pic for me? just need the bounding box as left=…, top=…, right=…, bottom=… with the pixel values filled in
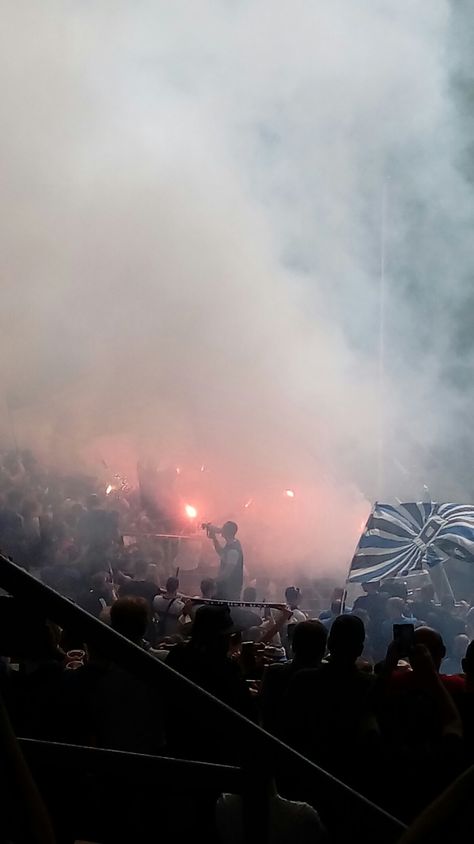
left=453, top=634, right=469, bottom=661
left=386, top=596, right=405, bottom=620
left=200, top=578, right=216, bottom=599
left=412, top=626, right=446, bottom=671
left=222, top=521, right=238, bottom=542
left=191, top=605, right=233, bottom=655
left=166, top=577, right=179, bottom=595
left=90, top=571, right=108, bottom=589
left=86, top=493, right=100, bottom=510
left=328, top=615, right=365, bottom=665
left=110, top=596, right=149, bottom=644
left=292, top=620, right=327, bottom=665
left=285, top=586, right=301, bottom=608
left=242, top=586, right=257, bottom=603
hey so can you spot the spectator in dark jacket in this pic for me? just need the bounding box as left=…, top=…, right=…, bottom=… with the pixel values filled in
left=285, top=615, right=376, bottom=783
left=261, top=620, right=327, bottom=734
left=166, top=605, right=255, bottom=763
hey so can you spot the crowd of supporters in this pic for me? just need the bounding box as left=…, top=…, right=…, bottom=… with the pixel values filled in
left=1, top=448, right=474, bottom=841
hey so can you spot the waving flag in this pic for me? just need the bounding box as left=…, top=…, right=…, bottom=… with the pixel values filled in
left=347, top=501, right=474, bottom=583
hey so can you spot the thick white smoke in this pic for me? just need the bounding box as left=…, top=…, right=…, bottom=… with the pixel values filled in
left=0, top=1, right=470, bottom=576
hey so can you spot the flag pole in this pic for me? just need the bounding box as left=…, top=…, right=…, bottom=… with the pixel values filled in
left=377, top=183, right=387, bottom=498
left=341, top=504, right=375, bottom=613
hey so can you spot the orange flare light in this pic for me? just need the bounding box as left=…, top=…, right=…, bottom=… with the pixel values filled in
left=185, top=504, right=197, bottom=519
left=284, top=489, right=295, bottom=498
left=106, top=484, right=113, bottom=495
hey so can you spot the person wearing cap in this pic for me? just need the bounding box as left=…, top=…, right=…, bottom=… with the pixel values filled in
left=166, top=605, right=255, bottom=762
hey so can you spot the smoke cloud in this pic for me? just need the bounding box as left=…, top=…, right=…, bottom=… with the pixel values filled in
left=0, top=1, right=472, bottom=577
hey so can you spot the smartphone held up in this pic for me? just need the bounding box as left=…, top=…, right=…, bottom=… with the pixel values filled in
left=392, top=623, right=415, bottom=657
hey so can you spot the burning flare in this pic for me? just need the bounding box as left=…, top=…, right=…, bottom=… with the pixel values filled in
left=106, top=484, right=113, bottom=495
left=185, top=504, right=197, bottom=519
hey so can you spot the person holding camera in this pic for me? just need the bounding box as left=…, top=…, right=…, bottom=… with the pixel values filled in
left=206, top=521, right=243, bottom=601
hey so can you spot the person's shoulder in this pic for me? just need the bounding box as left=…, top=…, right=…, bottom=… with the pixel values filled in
left=441, top=673, right=466, bottom=693
left=153, top=594, right=165, bottom=608
left=288, top=665, right=323, bottom=690
left=386, top=667, right=414, bottom=694
left=164, top=596, right=185, bottom=615
left=353, top=595, right=367, bottom=609
left=292, top=609, right=307, bottom=622
left=143, top=581, right=160, bottom=599
left=263, top=661, right=290, bottom=684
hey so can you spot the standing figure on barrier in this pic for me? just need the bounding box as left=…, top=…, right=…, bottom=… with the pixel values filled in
left=204, top=520, right=244, bottom=601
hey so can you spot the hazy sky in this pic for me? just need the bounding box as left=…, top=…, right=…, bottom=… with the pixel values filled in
left=0, top=1, right=472, bottom=573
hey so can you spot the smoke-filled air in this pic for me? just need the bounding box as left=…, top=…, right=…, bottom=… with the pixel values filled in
left=1, top=1, right=474, bottom=576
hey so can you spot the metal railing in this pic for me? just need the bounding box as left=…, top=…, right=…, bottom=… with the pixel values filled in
left=19, top=737, right=243, bottom=792
left=0, top=554, right=406, bottom=842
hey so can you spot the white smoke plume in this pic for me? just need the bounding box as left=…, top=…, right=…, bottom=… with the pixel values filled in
left=0, top=1, right=470, bottom=576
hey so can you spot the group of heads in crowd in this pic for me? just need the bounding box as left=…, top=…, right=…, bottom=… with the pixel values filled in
left=1, top=447, right=474, bottom=665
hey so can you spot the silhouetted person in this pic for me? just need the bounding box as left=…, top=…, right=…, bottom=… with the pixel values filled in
left=166, top=605, right=254, bottom=762
left=285, top=615, right=375, bottom=782
left=442, top=634, right=469, bottom=676
left=261, top=620, right=327, bottom=734
left=200, top=577, right=217, bottom=599
left=377, top=626, right=464, bottom=821
left=110, top=596, right=150, bottom=646
left=210, top=522, right=243, bottom=601
left=72, top=596, right=164, bottom=754
left=353, top=580, right=385, bottom=619
left=153, top=576, right=185, bottom=638
left=242, top=585, right=257, bottom=603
